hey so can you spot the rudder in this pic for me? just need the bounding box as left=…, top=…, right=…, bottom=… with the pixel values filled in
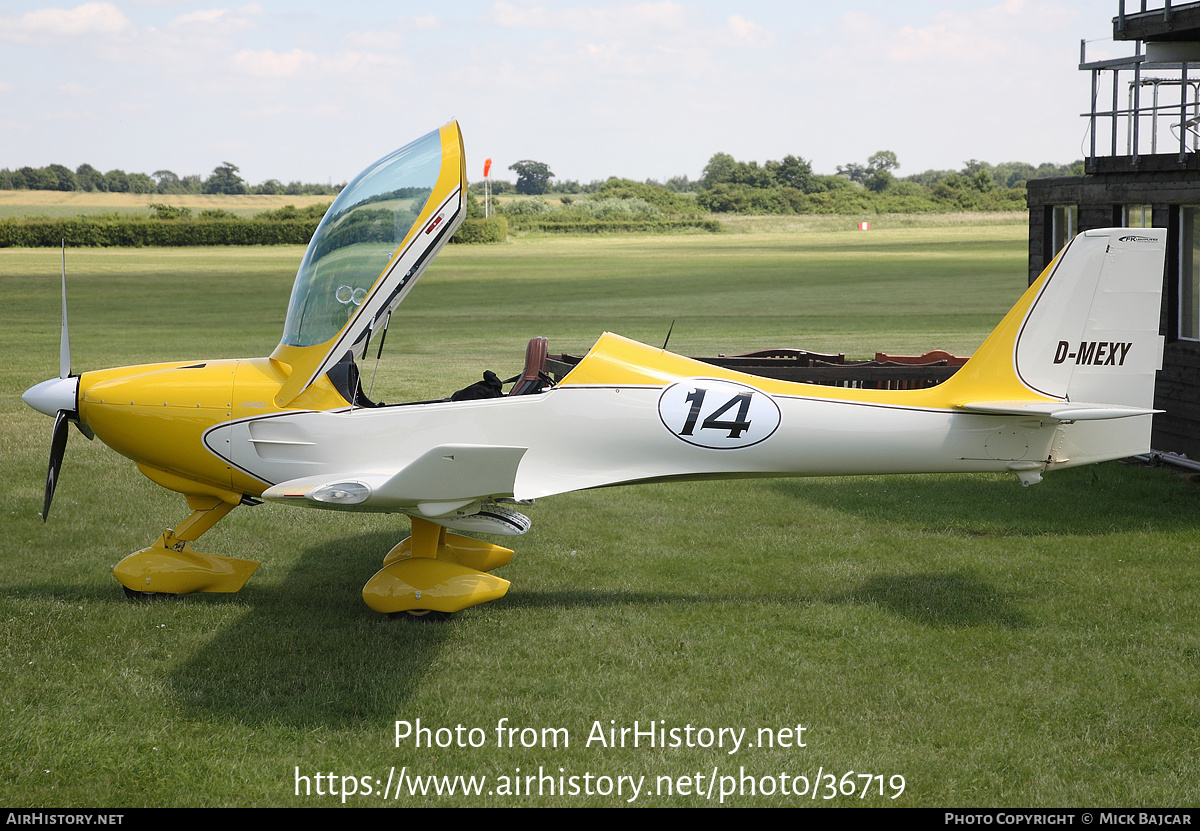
left=944, top=228, right=1167, bottom=470
left=1012, top=228, right=1165, bottom=409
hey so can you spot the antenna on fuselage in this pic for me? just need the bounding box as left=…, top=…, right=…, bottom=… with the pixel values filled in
left=662, top=319, right=676, bottom=352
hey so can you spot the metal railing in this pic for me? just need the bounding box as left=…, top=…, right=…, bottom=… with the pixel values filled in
left=1081, top=2, right=1200, bottom=165
left=1117, top=0, right=1175, bottom=31
left=1082, top=65, right=1200, bottom=163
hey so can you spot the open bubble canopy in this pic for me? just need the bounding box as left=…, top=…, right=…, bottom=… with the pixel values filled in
left=280, top=128, right=444, bottom=348
left=267, top=122, right=465, bottom=406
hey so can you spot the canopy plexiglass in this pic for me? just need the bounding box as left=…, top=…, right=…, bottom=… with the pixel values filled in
left=270, top=122, right=465, bottom=406
left=280, top=129, right=443, bottom=348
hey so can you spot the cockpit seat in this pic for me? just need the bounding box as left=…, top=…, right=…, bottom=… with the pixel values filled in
left=509, top=337, right=549, bottom=396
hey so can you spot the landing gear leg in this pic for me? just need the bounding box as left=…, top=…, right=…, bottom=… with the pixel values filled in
left=113, top=495, right=259, bottom=596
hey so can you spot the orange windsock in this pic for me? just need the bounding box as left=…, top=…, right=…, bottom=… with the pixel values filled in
left=484, top=158, right=493, bottom=177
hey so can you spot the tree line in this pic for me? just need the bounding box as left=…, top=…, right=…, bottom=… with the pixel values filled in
left=5, top=150, right=1084, bottom=216
left=474, top=152, right=1084, bottom=215
left=0, top=161, right=343, bottom=196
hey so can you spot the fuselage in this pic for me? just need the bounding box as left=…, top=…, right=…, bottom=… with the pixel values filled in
left=47, top=223, right=1168, bottom=516
left=64, top=332, right=1082, bottom=513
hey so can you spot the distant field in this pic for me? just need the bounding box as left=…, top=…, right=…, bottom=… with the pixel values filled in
left=716, top=211, right=1027, bottom=234
left=0, top=190, right=1029, bottom=234
left=2, top=227, right=1197, bottom=807
left=0, top=191, right=334, bottom=219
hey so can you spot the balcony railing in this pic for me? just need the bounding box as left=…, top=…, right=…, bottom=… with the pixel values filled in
left=1116, top=1, right=1179, bottom=31
left=1080, top=3, right=1200, bottom=165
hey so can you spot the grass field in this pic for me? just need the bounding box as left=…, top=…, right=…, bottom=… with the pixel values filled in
left=2, top=223, right=1198, bottom=807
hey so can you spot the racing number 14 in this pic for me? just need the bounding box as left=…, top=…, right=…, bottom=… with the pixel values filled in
left=658, top=378, right=781, bottom=450
left=680, top=388, right=754, bottom=439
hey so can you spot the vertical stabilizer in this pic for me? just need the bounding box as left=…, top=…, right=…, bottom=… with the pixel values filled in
left=948, top=228, right=1166, bottom=468
left=1012, top=228, right=1165, bottom=408
left=948, top=227, right=1165, bottom=412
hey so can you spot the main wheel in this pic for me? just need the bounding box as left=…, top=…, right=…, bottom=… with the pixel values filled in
left=123, top=586, right=168, bottom=600
left=390, top=609, right=452, bottom=623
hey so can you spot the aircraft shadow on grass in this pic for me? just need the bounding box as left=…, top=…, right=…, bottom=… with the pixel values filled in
left=15, top=461, right=1190, bottom=726
left=828, top=571, right=1030, bottom=630
left=157, top=529, right=726, bottom=726
left=766, top=465, right=1197, bottom=538
left=156, top=520, right=1039, bottom=726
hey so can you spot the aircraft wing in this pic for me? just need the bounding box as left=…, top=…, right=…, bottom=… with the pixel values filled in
left=260, top=443, right=528, bottom=517
left=957, top=400, right=1162, bottom=421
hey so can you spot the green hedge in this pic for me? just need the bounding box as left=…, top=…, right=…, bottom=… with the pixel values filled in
left=450, top=217, right=508, bottom=243
left=0, top=217, right=320, bottom=247
left=307, top=208, right=417, bottom=260
left=505, top=217, right=720, bottom=234
left=0, top=214, right=511, bottom=247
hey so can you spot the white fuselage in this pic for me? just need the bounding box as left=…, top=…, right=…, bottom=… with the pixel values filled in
left=215, top=380, right=1078, bottom=510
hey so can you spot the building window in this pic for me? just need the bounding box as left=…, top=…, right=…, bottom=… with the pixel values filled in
left=1181, top=206, right=1200, bottom=341
left=1124, top=204, right=1152, bottom=228
left=1052, top=204, right=1077, bottom=256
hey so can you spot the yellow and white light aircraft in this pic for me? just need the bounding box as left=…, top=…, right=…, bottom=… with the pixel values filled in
left=23, top=122, right=1167, bottom=618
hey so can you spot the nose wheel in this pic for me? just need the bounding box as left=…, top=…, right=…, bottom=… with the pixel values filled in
left=122, top=586, right=168, bottom=600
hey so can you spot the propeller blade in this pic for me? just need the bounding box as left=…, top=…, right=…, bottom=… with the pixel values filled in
left=43, top=409, right=69, bottom=522
left=59, top=242, right=70, bottom=379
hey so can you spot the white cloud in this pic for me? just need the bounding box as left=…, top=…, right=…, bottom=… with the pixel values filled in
left=726, top=15, right=775, bottom=49
left=232, top=47, right=316, bottom=77
left=833, top=1, right=1083, bottom=65
left=343, top=29, right=396, bottom=50
left=321, top=50, right=406, bottom=75
left=343, top=15, right=438, bottom=50
left=0, top=2, right=129, bottom=43
left=169, top=6, right=260, bottom=34
left=170, top=8, right=227, bottom=26
left=488, top=1, right=687, bottom=37
left=36, top=107, right=95, bottom=122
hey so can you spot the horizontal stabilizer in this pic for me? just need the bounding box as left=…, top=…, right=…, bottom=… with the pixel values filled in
left=959, top=400, right=1162, bottom=421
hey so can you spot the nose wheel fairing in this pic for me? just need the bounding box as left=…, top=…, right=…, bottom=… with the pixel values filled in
left=112, top=496, right=260, bottom=595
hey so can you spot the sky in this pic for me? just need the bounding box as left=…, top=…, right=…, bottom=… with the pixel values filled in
left=0, top=1, right=1138, bottom=187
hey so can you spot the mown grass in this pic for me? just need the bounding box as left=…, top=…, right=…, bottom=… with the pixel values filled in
left=2, top=224, right=1198, bottom=807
